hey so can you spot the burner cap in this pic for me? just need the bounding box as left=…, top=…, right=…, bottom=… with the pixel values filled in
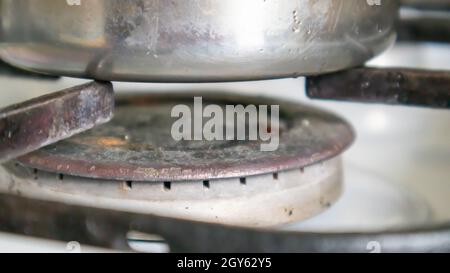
left=17, top=93, right=354, bottom=182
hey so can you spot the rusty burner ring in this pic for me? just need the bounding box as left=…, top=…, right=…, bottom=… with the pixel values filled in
left=17, top=93, right=355, bottom=182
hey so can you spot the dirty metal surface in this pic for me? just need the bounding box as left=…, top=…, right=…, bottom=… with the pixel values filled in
left=1, top=192, right=450, bottom=253
left=0, top=0, right=398, bottom=82
left=0, top=81, right=114, bottom=163
left=306, top=67, right=450, bottom=109
left=0, top=60, right=60, bottom=80
left=18, top=93, right=354, bottom=182
left=1, top=157, right=343, bottom=227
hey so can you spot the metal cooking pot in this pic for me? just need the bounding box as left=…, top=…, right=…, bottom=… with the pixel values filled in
left=0, top=0, right=399, bottom=82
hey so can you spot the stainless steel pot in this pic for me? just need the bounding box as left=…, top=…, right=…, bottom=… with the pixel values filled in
left=0, top=0, right=399, bottom=82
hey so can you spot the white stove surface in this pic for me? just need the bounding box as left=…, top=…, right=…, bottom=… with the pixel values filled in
left=1, top=43, right=449, bottom=252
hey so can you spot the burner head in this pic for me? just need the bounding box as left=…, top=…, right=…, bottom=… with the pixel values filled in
left=2, top=157, right=343, bottom=227
left=4, top=93, right=354, bottom=227
left=17, top=93, right=354, bottom=182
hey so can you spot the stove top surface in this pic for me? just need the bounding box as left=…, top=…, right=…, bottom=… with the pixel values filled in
left=0, top=42, right=450, bottom=252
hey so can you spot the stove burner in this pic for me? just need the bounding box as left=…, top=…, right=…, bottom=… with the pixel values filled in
left=16, top=93, right=354, bottom=182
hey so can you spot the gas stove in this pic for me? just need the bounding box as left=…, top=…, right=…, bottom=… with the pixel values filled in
left=0, top=2, right=449, bottom=253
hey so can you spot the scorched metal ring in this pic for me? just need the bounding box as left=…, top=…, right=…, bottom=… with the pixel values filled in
left=16, top=93, right=354, bottom=182
left=1, top=157, right=343, bottom=227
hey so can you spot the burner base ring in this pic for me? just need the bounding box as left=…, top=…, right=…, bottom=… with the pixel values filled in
left=1, top=157, right=342, bottom=227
